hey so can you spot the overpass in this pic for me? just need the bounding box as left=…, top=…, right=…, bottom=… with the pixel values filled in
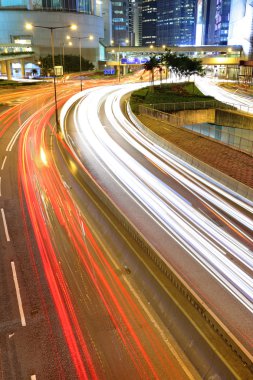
left=0, top=44, right=35, bottom=80
left=104, top=45, right=244, bottom=80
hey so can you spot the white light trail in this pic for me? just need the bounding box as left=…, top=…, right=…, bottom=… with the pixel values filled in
left=63, top=83, right=253, bottom=312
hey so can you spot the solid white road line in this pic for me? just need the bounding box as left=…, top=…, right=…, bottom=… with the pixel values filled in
left=1, top=156, right=7, bottom=170
left=31, top=375, right=36, bottom=380
left=1, top=208, right=10, bottom=242
left=11, top=261, right=26, bottom=327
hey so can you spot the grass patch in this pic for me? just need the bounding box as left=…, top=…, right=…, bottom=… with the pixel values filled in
left=130, top=82, right=215, bottom=113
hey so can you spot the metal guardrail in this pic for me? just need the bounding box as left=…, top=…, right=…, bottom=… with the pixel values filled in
left=139, top=105, right=253, bottom=156
left=148, top=100, right=234, bottom=112
left=147, top=99, right=253, bottom=114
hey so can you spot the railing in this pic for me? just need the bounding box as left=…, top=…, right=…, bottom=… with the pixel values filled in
left=139, top=105, right=253, bottom=156
left=147, top=100, right=253, bottom=114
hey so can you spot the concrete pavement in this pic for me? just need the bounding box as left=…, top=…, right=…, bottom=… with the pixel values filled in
left=138, top=114, right=253, bottom=189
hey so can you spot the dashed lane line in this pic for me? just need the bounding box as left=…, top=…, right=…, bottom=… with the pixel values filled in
left=1, top=156, right=7, bottom=170
left=11, top=261, right=26, bottom=327
left=1, top=208, right=10, bottom=242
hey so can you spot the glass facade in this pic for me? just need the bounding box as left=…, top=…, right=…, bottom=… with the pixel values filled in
left=0, top=0, right=92, bottom=13
left=142, top=0, right=157, bottom=46
left=111, top=0, right=129, bottom=45
left=156, top=0, right=196, bottom=46
left=0, top=0, right=27, bottom=6
left=214, top=0, right=231, bottom=45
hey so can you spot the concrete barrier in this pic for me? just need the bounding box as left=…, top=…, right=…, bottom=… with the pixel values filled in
left=215, top=109, right=253, bottom=130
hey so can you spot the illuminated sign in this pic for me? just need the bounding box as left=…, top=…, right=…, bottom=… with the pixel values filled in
left=121, top=57, right=149, bottom=64
left=104, top=69, right=115, bottom=75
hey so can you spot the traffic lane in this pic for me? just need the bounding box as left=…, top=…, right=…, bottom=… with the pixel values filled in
left=51, top=112, right=198, bottom=376
left=74, top=87, right=253, bottom=299
left=196, top=77, right=253, bottom=112
left=64, top=92, right=253, bottom=356
left=0, top=91, right=77, bottom=379
left=104, top=88, right=253, bottom=249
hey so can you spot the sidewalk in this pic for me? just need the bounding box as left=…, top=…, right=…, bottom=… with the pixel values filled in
left=138, top=115, right=253, bottom=189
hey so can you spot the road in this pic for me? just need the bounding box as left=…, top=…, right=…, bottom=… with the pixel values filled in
left=0, top=83, right=81, bottom=379
left=0, top=79, right=201, bottom=379
left=61, top=83, right=253, bottom=367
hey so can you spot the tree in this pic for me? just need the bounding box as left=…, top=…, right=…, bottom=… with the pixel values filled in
left=39, top=54, right=94, bottom=74
left=162, top=49, right=205, bottom=87
left=143, top=55, right=161, bottom=91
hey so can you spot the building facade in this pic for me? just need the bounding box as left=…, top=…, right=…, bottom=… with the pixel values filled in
left=141, top=0, right=156, bottom=46
left=156, top=0, right=196, bottom=46
left=0, top=0, right=107, bottom=65
left=111, top=0, right=129, bottom=45
left=228, top=0, right=253, bottom=57
left=128, top=0, right=142, bottom=46
left=0, top=0, right=95, bottom=12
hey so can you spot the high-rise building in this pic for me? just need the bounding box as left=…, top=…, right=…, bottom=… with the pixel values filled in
left=228, top=0, right=253, bottom=58
left=128, top=0, right=142, bottom=46
left=141, top=0, right=156, bottom=46
left=195, top=0, right=209, bottom=45
left=111, top=0, right=129, bottom=45
left=214, top=0, right=231, bottom=45
left=156, top=0, right=196, bottom=46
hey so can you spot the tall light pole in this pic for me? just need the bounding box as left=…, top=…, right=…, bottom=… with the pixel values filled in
left=62, top=40, right=72, bottom=74
left=111, top=39, right=129, bottom=83
left=25, top=22, right=77, bottom=132
left=70, top=35, right=93, bottom=91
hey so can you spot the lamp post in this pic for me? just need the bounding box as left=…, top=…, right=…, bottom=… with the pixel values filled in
left=69, top=35, right=93, bottom=91
left=62, top=40, right=72, bottom=74
left=111, top=39, right=129, bottom=83
left=25, top=22, right=77, bottom=132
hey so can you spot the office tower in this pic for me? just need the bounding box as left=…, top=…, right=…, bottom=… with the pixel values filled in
left=214, top=0, right=231, bottom=45
left=129, top=0, right=142, bottom=45
left=205, top=0, right=231, bottom=45
left=111, top=0, right=129, bottom=45
left=156, top=0, right=196, bottom=46
left=142, top=0, right=156, bottom=46
left=228, top=0, right=253, bottom=58
left=195, top=0, right=209, bottom=45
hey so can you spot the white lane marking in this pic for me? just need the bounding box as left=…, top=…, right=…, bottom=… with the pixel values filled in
left=6, top=109, right=42, bottom=152
left=11, top=261, right=26, bottom=327
left=1, top=156, right=7, bottom=170
left=1, top=208, right=10, bottom=242
left=31, top=375, right=36, bottom=380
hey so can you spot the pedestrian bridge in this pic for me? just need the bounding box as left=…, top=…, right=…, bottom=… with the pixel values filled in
left=105, top=45, right=244, bottom=80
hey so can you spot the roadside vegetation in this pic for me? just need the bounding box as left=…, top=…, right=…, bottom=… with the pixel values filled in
left=130, top=82, right=215, bottom=113
left=39, top=54, right=94, bottom=75
left=143, top=49, right=204, bottom=91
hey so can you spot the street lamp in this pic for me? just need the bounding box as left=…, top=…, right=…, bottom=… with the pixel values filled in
left=25, top=22, right=77, bottom=131
left=112, top=39, right=129, bottom=83
left=62, top=40, right=72, bottom=74
left=70, top=35, right=93, bottom=91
